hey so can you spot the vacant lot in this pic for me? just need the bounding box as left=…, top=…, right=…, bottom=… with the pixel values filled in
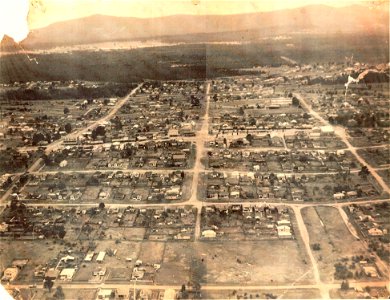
left=302, top=206, right=367, bottom=282
left=203, top=288, right=321, bottom=299
left=20, top=288, right=97, bottom=300
left=157, top=240, right=314, bottom=285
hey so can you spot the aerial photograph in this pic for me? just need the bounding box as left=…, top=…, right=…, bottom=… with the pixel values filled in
left=0, top=0, right=389, bottom=299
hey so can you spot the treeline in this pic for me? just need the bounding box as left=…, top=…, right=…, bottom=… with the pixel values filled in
left=3, top=83, right=138, bottom=101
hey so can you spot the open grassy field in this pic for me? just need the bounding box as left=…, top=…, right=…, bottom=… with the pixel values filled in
left=302, top=206, right=367, bottom=283
left=20, top=288, right=97, bottom=300
left=156, top=240, right=314, bottom=285
left=203, top=288, right=321, bottom=299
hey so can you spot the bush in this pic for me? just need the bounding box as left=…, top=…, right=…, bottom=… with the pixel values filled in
left=312, top=243, right=321, bottom=251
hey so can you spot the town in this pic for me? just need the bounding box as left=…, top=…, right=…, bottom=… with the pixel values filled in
left=0, top=58, right=389, bottom=299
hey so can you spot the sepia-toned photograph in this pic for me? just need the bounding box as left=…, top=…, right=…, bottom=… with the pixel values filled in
left=0, top=0, right=389, bottom=299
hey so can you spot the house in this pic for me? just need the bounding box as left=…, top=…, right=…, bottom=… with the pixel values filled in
left=0, top=223, right=9, bottom=232
left=60, top=255, right=75, bottom=263
left=346, top=191, right=358, bottom=197
left=202, top=229, right=217, bottom=238
left=99, top=191, right=109, bottom=200
left=165, top=186, right=181, bottom=200
left=368, top=227, right=383, bottom=236
left=59, top=268, right=76, bottom=281
left=93, top=267, right=107, bottom=276
left=44, top=268, right=59, bottom=280
left=363, top=265, right=379, bottom=277
left=168, top=128, right=179, bottom=138
left=172, top=154, right=186, bottom=161
left=277, top=225, right=292, bottom=238
left=132, top=267, right=145, bottom=280
left=84, top=252, right=94, bottom=262
left=333, top=192, right=345, bottom=200
left=320, top=126, right=335, bottom=136
left=96, top=288, right=115, bottom=300
left=1, top=267, right=19, bottom=282
left=277, top=219, right=291, bottom=226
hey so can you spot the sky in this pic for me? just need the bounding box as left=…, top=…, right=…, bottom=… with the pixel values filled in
left=0, top=0, right=385, bottom=42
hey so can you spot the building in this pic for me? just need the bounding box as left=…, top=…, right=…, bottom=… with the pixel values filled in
left=163, top=289, right=177, bottom=300
left=363, top=265, right=379, bottom=277
left=44, top=268, right=59, bottom=280
left=202, top=229, right=217, bottom=238
left=320, top=126, right=335, bottom=136
left=333, top=192, right=345, bottom=200
left=368, top=227, right=383, bottom=236
left=84, top=252, right=94, bottom=262
left=1, top=267, right=19, bottom=282
left=96, top=288, right=115, bottom=300
left=96, top=251, right=106, bottom=263
left=277, top=225, right=292, bottom=238
left=269, top=97, right=293, bottom=107
left=59, top=268, right=76, bottom=281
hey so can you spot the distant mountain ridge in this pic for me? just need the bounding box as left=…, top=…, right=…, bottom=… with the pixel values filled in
left=8, top=4, right=387, bottom=50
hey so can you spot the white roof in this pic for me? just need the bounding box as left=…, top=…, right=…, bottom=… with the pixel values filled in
left=96, top=251, right=106, bottom=261
left=60, top=268, right=75, bottom=277
left=202, top=229, right=217, bottom=238
left=320, top=126, right=334, bottom=133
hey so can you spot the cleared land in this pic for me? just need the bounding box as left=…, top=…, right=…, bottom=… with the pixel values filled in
left=302, top=206, right=367, bottom=283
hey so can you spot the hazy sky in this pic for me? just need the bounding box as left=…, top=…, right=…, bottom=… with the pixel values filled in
left=0, top=0, right=384, bottom=42
left=27, top=0, right=365, bottom=29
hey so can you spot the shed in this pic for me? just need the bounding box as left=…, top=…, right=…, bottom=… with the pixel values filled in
left=96, top=251, right=106, bottom=263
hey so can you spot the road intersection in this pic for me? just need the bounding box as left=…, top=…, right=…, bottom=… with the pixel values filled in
left=2, top=83, right=389, bottom=299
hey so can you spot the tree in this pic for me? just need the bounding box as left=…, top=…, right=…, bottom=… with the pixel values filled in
left=54, top=286, right=65, bottom=299
left=63, top=107, right=70, bottom=115
left=341, top=280, right=349, bottom=290
left=43, top=278, right=54, bottom=292
left=64, top=123, right=72, bottom=134
left=180, top=284, right=189, bottom=299
left=359, top=166, right=370, bottom=179
left=246, top=134, right=253, bottom=144
left=99, top=202, right=105, bottom=210
left=95, top=125, right=106, bottom=137
left=292, top=96, right=300, bottom=106
left=312, top=243, right=321, bottom=251
left=189, top=257, right=205, bottom=293
left=91, top=129, right=97, bottom=140
left=32, top=132, right=45, bottom=146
